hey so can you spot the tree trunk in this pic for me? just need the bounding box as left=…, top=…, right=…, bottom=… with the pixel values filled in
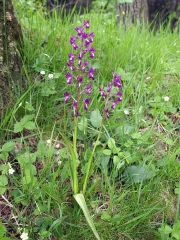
left=0, top=0, right=22, bottom=117
left=116, top=0, right=149, bottom=28
left=116, top=0, right=180, bottom=30
left=47, top=0, right=92, bottom=14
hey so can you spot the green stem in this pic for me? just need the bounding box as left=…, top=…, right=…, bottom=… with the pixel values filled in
left=83, top=125, right=103, bottom=195
left=73, top=118, right=79, bottom=194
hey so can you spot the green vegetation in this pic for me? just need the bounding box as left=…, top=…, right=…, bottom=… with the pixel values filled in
left=0, top=1, right=179, bottom=239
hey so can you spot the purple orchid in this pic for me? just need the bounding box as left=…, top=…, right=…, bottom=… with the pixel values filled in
left=64, top=92, right=70, bottom=103
left=83, top=98, right=90, bottom=111
left=85, top=84, right=92, bottom=94
left=99, top=72, right=123, bottom=118
left=64, top=20, right=96, bottom=116
left=88, top=67, right=95, bottom=79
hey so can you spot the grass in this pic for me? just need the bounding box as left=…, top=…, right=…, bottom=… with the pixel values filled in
left=0, top=1, right=180, bottom=240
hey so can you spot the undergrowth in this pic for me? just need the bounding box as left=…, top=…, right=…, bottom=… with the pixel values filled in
left=0, top=1, right=179, bottom=240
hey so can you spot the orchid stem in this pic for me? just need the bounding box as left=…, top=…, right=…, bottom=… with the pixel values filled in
left=73, top=117, right=79, bottom=194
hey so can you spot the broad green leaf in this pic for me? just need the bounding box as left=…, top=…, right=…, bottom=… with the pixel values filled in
left=0, top=175, right=8, bottom=186
left=107, top=138, right=116, bottom=150
left=1, top=142, right=15, bottom=152
left=0, top=152, right=8, bottom=161
left=124, top=165, right=156, bottom=183
left=103, top=149, right=111, bottom=156
left=159, top=224, right=172, bottom=237
left=37, top=140, right=47, bottom=157
left=24, top=121, right=36, bottom=130
left=0, top=187, right=7, bottom=195
left=113, top=155, right=120, bottom=166
left=0, top=165, right=9, bottom=175
left=25, top=102, right=34, bottom=112
left=90, top=109, right=102, bottom=128
left=172, top=221, right=180, bottom=239
left=74, top=193, right=100, bottom=240
left=78, top=117, right=88, bottom=132
left=131, top=132, right=141, bottom=139
left=101, top=212, right=111, bottom=221
left=14, top=115, right=36, bottom=133
left=0, top=222, right=6, bottom=237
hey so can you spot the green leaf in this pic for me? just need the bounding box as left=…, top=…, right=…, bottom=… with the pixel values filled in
left=1, top=141, right=15, bottom=152
left=78, top=117, right=88, bottom=132
left=107, top=138, right=116, bottom=150
left=37, top=140, right=47, bottom=157
left=14, top=115, right=36, bottom=133
left=103, top=149, right=111, bottom=156
left=101, top=212, right=111, bottom=221
left=131, top=132, right=141, bottom=139
left=24, top=121, right=36, bottom=130
left=158, top=224, right=172, bottom=237
left=113, top=155, right=120, bottom=166
left=74, top=193, right=100, bottom=240
left=90, top=109, right=102, bottom=128
left=172, top=221, right=180, bottom=239
left=0, top=175, right=8, bottom=186
left=124, top=165, right=156, bottom=183
left=25, top=102, right=34, bottom=112
left=0, top=165, right=9, bottom=175
left=0, top=222, right=6, bottom=237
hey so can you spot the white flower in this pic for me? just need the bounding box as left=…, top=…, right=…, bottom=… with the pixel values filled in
left=146, top=76, right=151, bottom=80
left=48, top=73, right=54, bottom=79
left=40, top=70, right=45, bottom=75
left=124, top=109, right=130, bottom=115
left=163, top=96, right=170, bottom=102
left=20, top=232, right=28, bottom=240
left=9, top=168, right=15, bottom=175
left=46, top=139, right=51, bottom=145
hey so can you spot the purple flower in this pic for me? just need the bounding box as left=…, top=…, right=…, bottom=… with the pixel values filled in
left=70, top=36, right=76, bottom=45
left=117, top=91, right=122, bottom=100
left=113, top=73, right=122, bottom=88
left=66, top=72, right=73, bottom=85
left=82, top=32, right=88, bottom=39
left=104, top=108, right=110, bottom=118
left=72, top=43, right=78, bottom=50
left=89, top=46, right=96, bottom=58
left=77, top=75, right=83, bottom=87
left=84, top=20, right=90, bottom=29
left=75, top=26, right=84, bottom=36
left=83, top=98, right=90, bottom=111
left=69, top=52, right=75, bottom=62
left=85, top=39, right=91, bottom=47
left=78, top=51, right=84, bottom=60
left=73, top=101, right=78, bottom=116
left=67, top=62, right=75, bottom=71
left=64, top=92, right=70, bottom=103
left=111, top=99, right=121, bottom=110
left=85, top=84, right=92, bottom=94
left=107, top=82, right=113, bottom=93
left=88, top=67, right=95, bottom=79
left=99, top=87, right=106, bottom=98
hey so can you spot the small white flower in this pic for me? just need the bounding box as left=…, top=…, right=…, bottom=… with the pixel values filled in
left=20, top=232, right=28, bottom=240
left=9, top=168, right=15, bottom=175
left=146, top=76, right=151, bottom=80
left=40, top=70, right=45, bottom=75
left=48, top=73, right=54, bottom=79
left=46, top=139, right=51, bottom=145
left=163, top=96, right=170, bottom=102
left=124, top=109, right=130, bottom=115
